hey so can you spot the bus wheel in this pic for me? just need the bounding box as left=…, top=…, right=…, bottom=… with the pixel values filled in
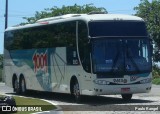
left=121, top=94, right=132, bottom=101
left=13, top=78, right=20, bottom=94
left=19, top=77, right=27, bottom=94
left=73, top=80, right=81, bottom=102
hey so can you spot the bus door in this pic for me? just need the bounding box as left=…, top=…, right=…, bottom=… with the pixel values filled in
left=50, top=47, right=66, bottom=91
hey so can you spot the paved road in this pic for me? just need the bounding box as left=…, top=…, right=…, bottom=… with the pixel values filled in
left=0, top=82, right=13, bottom=94
left=0, top=83, right=160, bottom=114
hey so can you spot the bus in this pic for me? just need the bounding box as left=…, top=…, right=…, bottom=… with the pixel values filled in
left=4, top=13, right=152, bottom=101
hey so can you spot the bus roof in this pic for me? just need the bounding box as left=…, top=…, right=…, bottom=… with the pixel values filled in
left=5, top=13, right=144, bottom=31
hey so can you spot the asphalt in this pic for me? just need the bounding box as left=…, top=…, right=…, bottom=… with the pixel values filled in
left=1, top=82, right=160, bottom=113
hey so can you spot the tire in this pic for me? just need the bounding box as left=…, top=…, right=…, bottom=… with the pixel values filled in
left=121, top=94, right=132, bottom=101
left=19, top=77, right=27, bottom=94
left=13, top=78, right=20, bottom=94
left=72, top=80, right=81, bottom=103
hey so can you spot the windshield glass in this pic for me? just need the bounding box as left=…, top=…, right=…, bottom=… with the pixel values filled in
left=89, top=21, right=147, bottom=37
left=92, top=38, right=152, bottom=75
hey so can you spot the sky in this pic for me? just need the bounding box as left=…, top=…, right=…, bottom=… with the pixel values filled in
left=0, top=0, right=142, bottom=54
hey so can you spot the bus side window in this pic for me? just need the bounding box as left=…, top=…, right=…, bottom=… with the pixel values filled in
left=78, top=21, right=91, bottom=73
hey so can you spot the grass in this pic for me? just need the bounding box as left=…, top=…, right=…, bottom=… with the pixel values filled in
left=152, top=78, right=160, bottom=85
left=152, top=65, right=160, bottom=85
left=0, top=95, right=56, bottom=114
left=14, top=96, right=56, bottom=114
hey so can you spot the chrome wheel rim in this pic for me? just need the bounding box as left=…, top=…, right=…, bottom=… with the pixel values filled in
left=73, top=83, right=80, bottom=99
left=21, top=79, right=25, bottom=93
left=14, top=79, right=18, bottom=91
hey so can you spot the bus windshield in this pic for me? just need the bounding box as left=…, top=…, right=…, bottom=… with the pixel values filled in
left=92, top=38, right=152, bottom=75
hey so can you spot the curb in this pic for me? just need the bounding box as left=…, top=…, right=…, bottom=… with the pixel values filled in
left=33, top=99, right=63, bottom=114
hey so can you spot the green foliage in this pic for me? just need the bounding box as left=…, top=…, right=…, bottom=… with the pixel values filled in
left=152, top=65, right=160, bottom=79
left=152, top=78, right=160, bottom=85
left=134, top=0, right=160, bottom=62
left=152, top=65, right=160, bottom=85
left=21, top=4, right=107, bottom=25
left=13, top=96, right=56, bottom=114
left=0, top=54, right=3, bottom=68
left=0, top=68, right=2, bottom=82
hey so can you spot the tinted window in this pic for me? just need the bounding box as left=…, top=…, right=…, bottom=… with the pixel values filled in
left=5, top=21, right=76, bottom=50
left=78, top=21, right=91, bottom=72
left=89, top=21, right=148, bottom=37
left=92, top=38, right=152, bottom=75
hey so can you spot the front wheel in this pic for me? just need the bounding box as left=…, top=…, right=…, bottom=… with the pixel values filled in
left=72, top=80, right=81, bottom=102
left=121, top=94, right=132, bottom=101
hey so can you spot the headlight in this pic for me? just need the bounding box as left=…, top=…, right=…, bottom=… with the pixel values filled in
left=140, top=78, right=152, bottom=84
left=93, top=80, right=110, bottom=85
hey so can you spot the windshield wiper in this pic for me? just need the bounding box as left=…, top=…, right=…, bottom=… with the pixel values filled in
left=111, top=46, right=124, bottom=74
left=126, top=45, right=140, bottom=73
left=111, top=51, right=120, bottom=73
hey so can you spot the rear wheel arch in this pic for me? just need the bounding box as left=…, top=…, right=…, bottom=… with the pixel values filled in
left=19, top=74, right=25, bottom=82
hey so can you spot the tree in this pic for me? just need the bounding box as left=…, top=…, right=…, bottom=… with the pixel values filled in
left=0, top=54, right=3, bottom=68
left=134, top=0, right=160, bottom=62
left=21, top=4, right=107, bottom=25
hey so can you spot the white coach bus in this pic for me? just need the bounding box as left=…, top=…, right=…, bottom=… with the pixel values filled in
left=4, top=13, right=152, bottom=101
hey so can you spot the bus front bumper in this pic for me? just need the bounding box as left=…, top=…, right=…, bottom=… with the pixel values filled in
left=81, top=83, right=152, bottom=96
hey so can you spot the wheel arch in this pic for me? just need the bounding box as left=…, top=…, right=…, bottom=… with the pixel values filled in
left=19, top=73, right=25, bottom=81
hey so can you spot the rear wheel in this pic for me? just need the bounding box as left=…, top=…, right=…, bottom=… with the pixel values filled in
left=121, top=94, right=132, bottom=101
left=13, top=78, right=20, bottom=94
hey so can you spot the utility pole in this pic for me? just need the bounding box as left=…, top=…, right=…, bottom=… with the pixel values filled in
left=3, top=0, right=8, bottom=82
left=5, top=0, right=8, bottom=29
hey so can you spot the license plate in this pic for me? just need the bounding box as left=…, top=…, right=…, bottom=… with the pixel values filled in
left=121, top=88, right=130, bottom=93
